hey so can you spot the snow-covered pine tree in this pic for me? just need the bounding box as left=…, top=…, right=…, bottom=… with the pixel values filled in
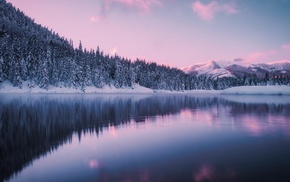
left=20, top=57, right=28, bottom=81
left=84, top=50, right=92, bottom=87
left=75, top=41, right=85, bottom=91
left=49, top=41, right=60, bottom=86
left=70, top=59, right=82, bottom=89
left=114, top=57, right=127, bottom=88
left=38, top=45, right=50, bottom=89
left=0, top=56, right=5, bottom=83
left=9, top=36, right=22, bottom=88
left=129, top=63, right=137, bottom=87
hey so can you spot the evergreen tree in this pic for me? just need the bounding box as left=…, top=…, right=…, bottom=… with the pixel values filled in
left=39, top=46, right=50, bottom=89
left=20, top=57, right=28, bottom=81
left=0, top=56, right=5, bottom=83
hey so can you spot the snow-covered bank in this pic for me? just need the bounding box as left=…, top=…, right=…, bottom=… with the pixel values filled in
left=1, top=81, right=290, bottom=95
left=220, top=85, right=290, bottom=95
left=0, top=81, right=154, bottom=94
left=221, top=95, right=290, bottom=104
left=0, top=80, right=219, bottom=94
left=154, top=89, right=220, bottom=95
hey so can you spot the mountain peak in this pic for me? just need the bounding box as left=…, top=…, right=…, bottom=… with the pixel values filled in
left=182, top=60, right=290, bottom=79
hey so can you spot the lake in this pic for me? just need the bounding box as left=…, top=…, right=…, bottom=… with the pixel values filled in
left=1, top=94, right=290, bottom=182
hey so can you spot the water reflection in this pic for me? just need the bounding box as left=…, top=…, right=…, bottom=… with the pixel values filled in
left=193, top=164, right=237, bottom=182
left=0, top=94, right=290, bottom=181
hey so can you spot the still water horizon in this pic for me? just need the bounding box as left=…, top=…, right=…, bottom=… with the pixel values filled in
left=1, top=94, right=290, bottom=182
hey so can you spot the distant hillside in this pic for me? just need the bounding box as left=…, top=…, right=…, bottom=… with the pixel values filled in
left=0, top=0, right=188, bottom=91
left=182, top=60, right=290, bottom=79
left=182, top=60, right=290, bottom=88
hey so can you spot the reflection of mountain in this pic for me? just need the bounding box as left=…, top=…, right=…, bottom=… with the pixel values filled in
left=0, top=94, right=290, bottom=181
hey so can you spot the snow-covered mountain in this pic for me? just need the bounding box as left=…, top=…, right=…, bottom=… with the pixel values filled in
left=182, top=60, right=290, bottom=79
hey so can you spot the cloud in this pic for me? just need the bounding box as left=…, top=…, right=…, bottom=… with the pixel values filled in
left=92, top=0, right=162, bottom=23
left=244, top=49, right=278, bottom=63
left=268, top=60, right=290, bottom=64
left=101, top=0, right=161, bottom=13
left=192, top=1, right=238, bottom=20
left=90, top=15, right=103, bottom=23
left=110, top=47, right=118, bottom=55
left=244, top=44, right=290, bottom=63
left=282, top=44, right=290, bottom=51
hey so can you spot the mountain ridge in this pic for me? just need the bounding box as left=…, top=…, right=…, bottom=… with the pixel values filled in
left=182, top=60, right=290, bottom=79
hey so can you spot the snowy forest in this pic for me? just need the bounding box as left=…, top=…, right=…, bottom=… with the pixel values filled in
left=0, top=0, right=289, bottom=92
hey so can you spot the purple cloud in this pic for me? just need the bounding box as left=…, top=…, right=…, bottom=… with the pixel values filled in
left=282, top=44, right=290, bottom=52
left=90, top=15, right=103, bottom=23
left=192, top=1, right=238, bottom=21
left=101, top=0, right=161, bottom=13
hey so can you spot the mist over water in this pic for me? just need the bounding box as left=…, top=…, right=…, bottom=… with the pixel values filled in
left=1, top=94, right=290, bottom=182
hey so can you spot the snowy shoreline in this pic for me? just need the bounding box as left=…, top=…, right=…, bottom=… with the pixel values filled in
left=1, top=81, right=290, bottom=95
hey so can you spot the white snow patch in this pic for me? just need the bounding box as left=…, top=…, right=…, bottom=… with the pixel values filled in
left=0, top=81, right=153, bottom=94
left=182, top=60, right=243, bottom=78
left=153, top=89, right=220, bottom=95
left=221, top=95, right=290, bottom=104
left=220, top=85, right=290, bottom=95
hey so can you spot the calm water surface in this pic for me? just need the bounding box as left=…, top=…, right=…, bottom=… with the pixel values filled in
left=1, top=94, right=290, bottom=182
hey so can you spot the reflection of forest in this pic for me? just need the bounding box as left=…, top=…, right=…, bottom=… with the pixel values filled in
left=0, top=95, right=289, bottom=181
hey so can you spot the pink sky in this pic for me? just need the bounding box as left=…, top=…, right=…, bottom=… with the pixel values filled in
left=6, top=0, right=290, bottom=68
